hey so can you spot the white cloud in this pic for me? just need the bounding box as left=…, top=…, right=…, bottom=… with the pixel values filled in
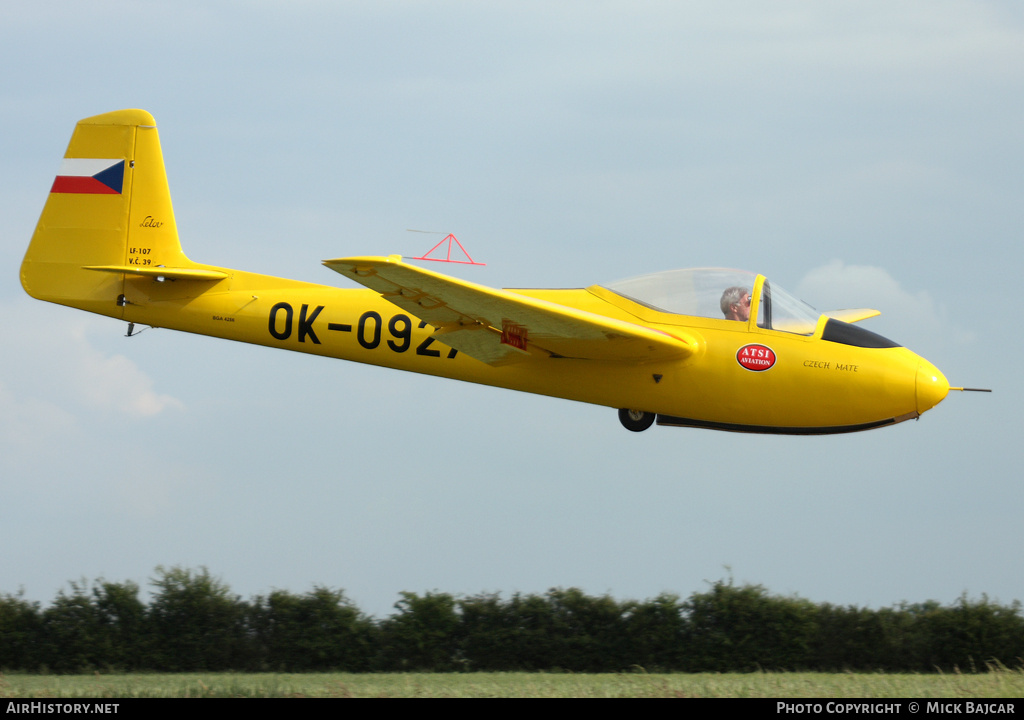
left=796, top=260, right=973, bottom=353
left=65, top=325, right=184, bottom=418
left=0, top=301, right=184, bottom=432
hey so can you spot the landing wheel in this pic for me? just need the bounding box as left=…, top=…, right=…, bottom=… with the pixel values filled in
left=618, top=408, right=655, bottom=432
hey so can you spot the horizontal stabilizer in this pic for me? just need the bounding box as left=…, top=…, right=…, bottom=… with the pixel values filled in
left=83, top=265, right=228, bottom=281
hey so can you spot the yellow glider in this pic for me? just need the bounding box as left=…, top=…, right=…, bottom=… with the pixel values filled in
left=21, top=110, right=959, bottom=433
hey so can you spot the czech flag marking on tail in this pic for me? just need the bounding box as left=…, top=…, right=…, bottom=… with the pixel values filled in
left=50, top=158, right=125, bottom=195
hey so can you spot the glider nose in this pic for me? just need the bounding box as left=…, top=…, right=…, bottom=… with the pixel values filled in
left=916, top=359, right=949, bottom=414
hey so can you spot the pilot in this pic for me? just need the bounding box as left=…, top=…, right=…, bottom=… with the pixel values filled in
left=721, top=286, right=751, bottom=322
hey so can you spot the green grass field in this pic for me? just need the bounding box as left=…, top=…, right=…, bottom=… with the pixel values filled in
left=3, top=670, right=1023, bottom=698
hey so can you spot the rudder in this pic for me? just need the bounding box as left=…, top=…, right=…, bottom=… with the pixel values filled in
left=21, top=109, right=190, bottom=318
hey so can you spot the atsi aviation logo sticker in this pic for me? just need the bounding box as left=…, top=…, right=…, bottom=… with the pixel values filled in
left=736, top=343, right=776, bottom=371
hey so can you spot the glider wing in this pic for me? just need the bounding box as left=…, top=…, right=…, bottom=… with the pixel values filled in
left=323, top=255, right=699, bottom=365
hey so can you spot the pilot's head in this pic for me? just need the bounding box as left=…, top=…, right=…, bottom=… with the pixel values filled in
left=721, top=286, right=751, bottom=321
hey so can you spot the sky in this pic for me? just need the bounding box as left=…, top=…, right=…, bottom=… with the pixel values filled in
left=1, top=1, right=1021, bottom=619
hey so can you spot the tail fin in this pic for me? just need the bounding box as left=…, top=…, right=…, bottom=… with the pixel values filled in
left=21, top=109, right=193, bottom=318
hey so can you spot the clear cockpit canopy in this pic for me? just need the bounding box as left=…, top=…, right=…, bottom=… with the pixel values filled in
left=603, top=268, right=756, bottom=318
left=601, top=268, right=820, bottom=335
left=763, top=281, right=821, bottom=335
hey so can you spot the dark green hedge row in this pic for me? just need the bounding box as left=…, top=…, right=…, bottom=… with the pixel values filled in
left=2, top=567, right=1021, bottom=673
